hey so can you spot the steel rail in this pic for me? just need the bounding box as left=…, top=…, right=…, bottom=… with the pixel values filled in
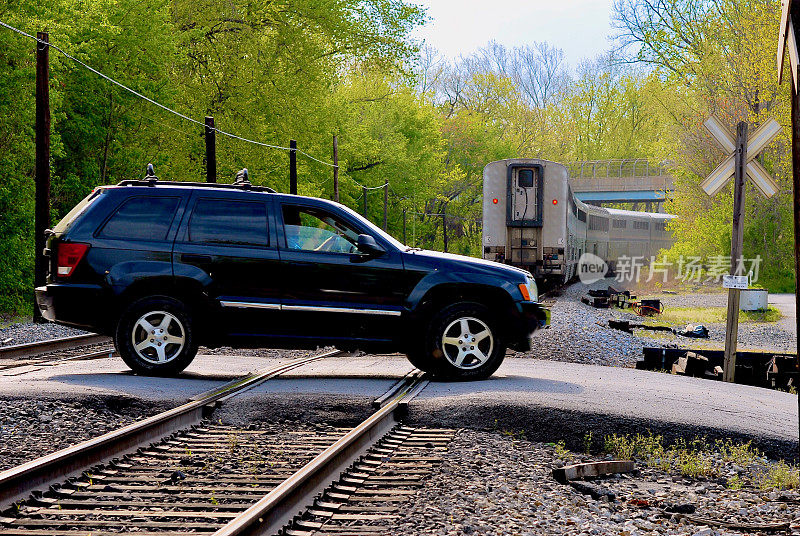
left=0, top=349, right=343, bottom=507
left=0, top=333, right=110, bottom=360
left=213, top=373, right=427, bottom=536
left=0, top=346, right=115, bottom=373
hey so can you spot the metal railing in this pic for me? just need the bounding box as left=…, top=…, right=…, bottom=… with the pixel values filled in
left=567, top=159, right=667, bottom=179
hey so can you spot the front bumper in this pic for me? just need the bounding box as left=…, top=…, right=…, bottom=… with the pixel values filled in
left=507, top=301, right=550, bottom=352
left=35, top=284, right=111, bottom=332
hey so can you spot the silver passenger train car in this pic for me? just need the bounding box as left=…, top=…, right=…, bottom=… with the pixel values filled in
left=482, top=158, right=675, bottom=284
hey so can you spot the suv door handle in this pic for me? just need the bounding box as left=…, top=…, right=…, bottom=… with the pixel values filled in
left=181, top=253, right=213, bottom=263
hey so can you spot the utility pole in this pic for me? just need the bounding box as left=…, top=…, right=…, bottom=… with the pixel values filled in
left=776, top=0, right=800, bottom=452
left=204, top=116, right=216, bottom=183
left=383, top=181, right=388, bottom=230
left=34, top=31, right=51, bottom=323
left=333, top=135, right=339, bottom=203
left=362, top=186, right=367, bottom=217
left=403, top=208, right=407, bottom=244
left=289, top=139, right=297, bottom=195
left=441, top=209, right=448, bottom=253
left=722, top=122, right=748, bottom=382
left=792, top=72, right=800, bottom=450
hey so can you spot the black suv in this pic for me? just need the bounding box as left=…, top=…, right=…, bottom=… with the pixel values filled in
left=36, top=177, right=549, bottom=380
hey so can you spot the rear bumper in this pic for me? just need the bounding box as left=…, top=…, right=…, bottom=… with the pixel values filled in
left=35, top=284, right=111, bottom=332
left=508, top=301, right=550, bottom=352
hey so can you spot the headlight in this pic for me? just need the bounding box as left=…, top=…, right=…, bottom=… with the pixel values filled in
left=517, top=277, right=539, bottom=302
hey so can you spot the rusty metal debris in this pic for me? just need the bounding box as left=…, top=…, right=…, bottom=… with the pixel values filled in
left=638, top=347, right=799, bottom=390
left=552, top=460, right=635, bottom=484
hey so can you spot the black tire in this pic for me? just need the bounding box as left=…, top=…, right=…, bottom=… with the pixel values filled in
left=404, top=349, right=437, bottom=373
left=115, top=296, right=198, bottom=376
left=417, top=302, right=506, bottom=381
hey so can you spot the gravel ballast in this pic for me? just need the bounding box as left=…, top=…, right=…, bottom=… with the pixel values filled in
left=0, top=396, right=169, bottom=472
left=395, top=429, right=799, bottom=536
left=517, top=278, right=796, bottom=368
left=0, top=322, right=89, bottom=347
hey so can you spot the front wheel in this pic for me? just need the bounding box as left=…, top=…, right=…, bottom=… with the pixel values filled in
left=416, top=302, right=506, bottom=381
left=115, top=296, right=198, bottom=376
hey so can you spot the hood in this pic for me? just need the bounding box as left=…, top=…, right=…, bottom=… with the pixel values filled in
left=404, top=248, right=531, bottom=280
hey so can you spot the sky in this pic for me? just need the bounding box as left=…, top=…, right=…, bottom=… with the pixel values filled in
left=411, top=0, right=618, bottom=67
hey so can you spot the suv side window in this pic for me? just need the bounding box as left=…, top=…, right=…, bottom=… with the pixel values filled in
left=98, top=196, right=180, bottom=241
left=282, top=205, right=360, bottom=253
left=189, top=198, right=268, bottom=247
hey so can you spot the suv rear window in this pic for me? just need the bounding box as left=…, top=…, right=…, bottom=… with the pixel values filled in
left=188, top=198, right=268, bottom=247
left=53, top=189, right=102, bottom=234
left=98, top=196, right=180, bottom=241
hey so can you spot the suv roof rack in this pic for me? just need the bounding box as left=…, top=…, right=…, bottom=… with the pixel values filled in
left=116, top=179, right=277, bottom=193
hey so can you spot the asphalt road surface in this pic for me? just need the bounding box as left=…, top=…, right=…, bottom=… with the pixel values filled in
left=2, top=352, right=796, bottom=459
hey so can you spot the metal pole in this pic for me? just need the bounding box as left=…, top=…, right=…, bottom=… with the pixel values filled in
left=383, top=181, right=388, bottom=230
left=442, top=209, right=448, bottom=252
left=204, top=116, right=216, bottom=183
left=289, top=139, right=297, bottom=195
left=333, top=135, right=339, bottom=203
left=791, top=80, right=800, bottom=450
left=722, top=121, right=748, bottom=383
left=362, top=186, right=367, bottom=217
left=34, top=31, right=51, bottom=323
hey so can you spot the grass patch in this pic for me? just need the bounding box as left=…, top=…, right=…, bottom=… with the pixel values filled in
left=601, top=432, right=798, bottom=490
left=633, top=329, right=672, bottom=340
left=740, top=306, right=782, bottom=323
left=0, top=315, right=30, bottom=329
left=658, top=306, right=781, bottom=325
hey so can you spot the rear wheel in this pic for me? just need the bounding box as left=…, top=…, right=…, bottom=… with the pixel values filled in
left=115, top=296, right=198, bottom=376
left=408, top=302, right=506, bottom=380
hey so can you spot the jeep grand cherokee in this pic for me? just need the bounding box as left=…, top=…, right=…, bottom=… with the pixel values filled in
left=36, top=177, right=549, bottom=380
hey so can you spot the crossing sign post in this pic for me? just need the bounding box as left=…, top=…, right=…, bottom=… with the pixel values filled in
left=702, top=117, right=780, bottom=383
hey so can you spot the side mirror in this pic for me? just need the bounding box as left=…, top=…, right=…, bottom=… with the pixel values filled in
left=356, top=234, right=386, bottom=256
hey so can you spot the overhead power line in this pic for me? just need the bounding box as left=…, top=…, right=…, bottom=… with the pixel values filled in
left=0, top=20, right=337, bottom=167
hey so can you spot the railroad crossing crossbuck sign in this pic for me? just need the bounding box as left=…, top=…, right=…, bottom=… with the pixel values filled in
left=702, top=116, right=780, bottom=198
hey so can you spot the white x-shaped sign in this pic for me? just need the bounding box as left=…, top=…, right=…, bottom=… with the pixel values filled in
left=701, top=117, right=781, bottom=198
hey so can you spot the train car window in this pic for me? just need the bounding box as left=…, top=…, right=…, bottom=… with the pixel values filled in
left=518, top=169, right=535, bottom=188
left=633, top=220, right=650, bottom=230
left=588, top=215, right=609, bottom=231
left=613, top=219, right=627, bottom=229
left=577, top=209, right=586, bottom=222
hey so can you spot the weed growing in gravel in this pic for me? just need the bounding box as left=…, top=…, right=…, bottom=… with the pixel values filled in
left=227, top=432, right=240, bottom=453
left=727, top=475, right=743, bottom=490
left=602, top=432, right=798, bottom=489
left=583, top=432, right=593, bottom=455
left=756, top=461, right=800, bottom=490
left=549, top=440, right=572, bottom=460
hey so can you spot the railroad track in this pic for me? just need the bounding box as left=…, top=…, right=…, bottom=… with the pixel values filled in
left=0, top=333, right=114, bottom=373
left=0, top=351, right=446, bottom=535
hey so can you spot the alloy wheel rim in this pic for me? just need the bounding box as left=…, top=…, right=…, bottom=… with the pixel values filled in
left=441, top=316, right=493, bottom=369
left=131, top=310, right=185, bottom=365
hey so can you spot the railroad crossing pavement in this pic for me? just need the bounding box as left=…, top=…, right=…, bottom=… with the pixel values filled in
left=1, top=353, right=796, bottom=458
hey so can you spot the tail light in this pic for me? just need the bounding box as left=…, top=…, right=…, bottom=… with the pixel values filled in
left=56, top=242, right=90, bottom=278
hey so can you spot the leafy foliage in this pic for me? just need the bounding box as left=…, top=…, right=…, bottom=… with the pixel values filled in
left=0, top=0, right=795, bottom=316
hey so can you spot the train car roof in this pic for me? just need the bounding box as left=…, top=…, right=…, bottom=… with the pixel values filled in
left=605, top=208, right=677, bottom=219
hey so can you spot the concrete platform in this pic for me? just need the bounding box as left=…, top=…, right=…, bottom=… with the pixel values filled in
left=1, top=352, right=797, bottom=459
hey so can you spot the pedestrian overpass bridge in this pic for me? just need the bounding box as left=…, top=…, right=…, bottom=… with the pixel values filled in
left=567, top=159, right=674, bottom=211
